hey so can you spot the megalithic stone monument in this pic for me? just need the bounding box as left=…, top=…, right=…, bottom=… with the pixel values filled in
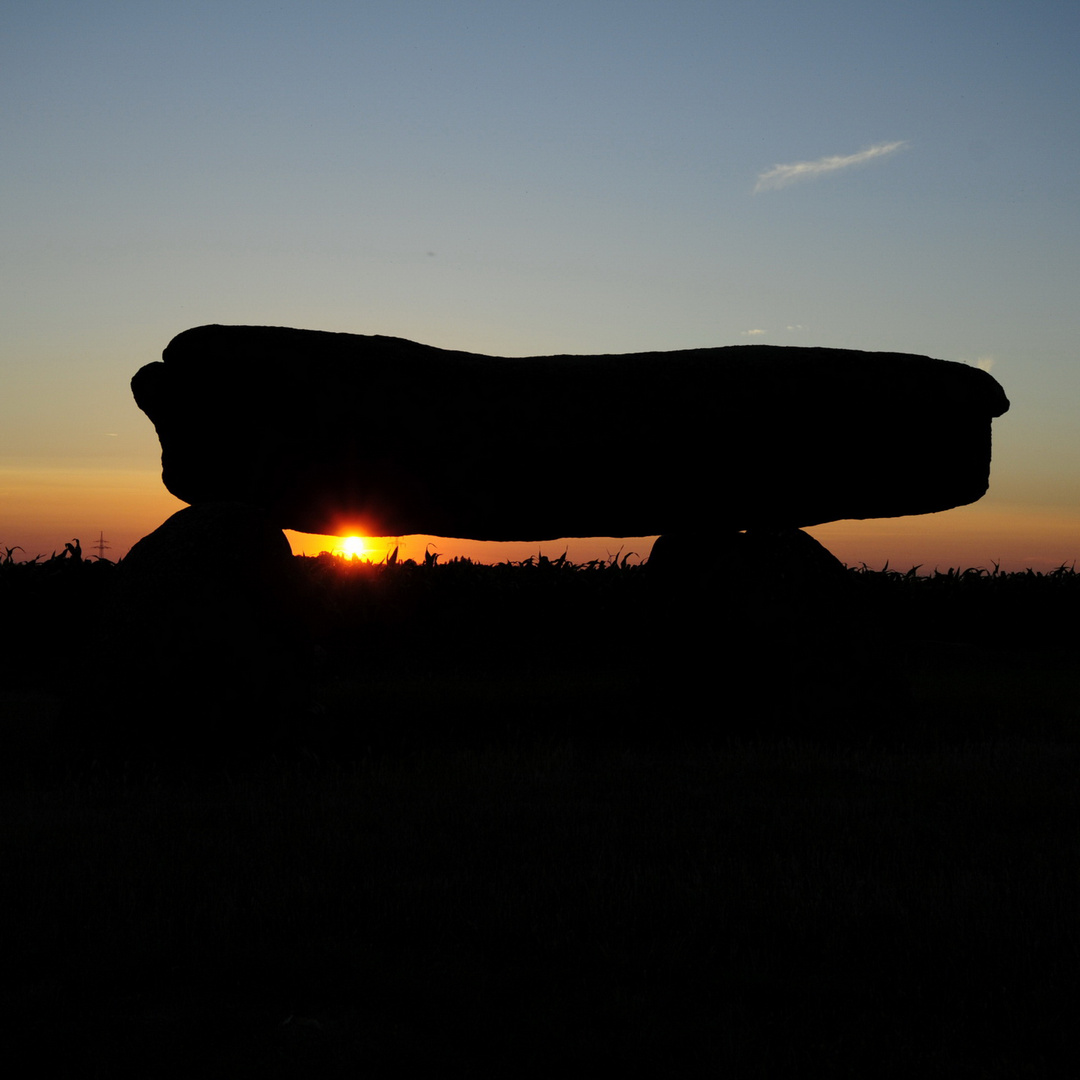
left=131, top=324, right=1009, bottom=541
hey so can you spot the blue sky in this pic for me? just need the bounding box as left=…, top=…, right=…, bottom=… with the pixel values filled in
left=2, top=1, right=1078, bottom=568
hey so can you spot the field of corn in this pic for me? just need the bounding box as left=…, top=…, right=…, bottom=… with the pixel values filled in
left=2, top=543, right=1078, bottom=1074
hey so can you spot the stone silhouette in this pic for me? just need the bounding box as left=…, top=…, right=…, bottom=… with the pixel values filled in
left=132, top=325, right=1009, bottom=541
left=97, top=502, right=314, bottom=763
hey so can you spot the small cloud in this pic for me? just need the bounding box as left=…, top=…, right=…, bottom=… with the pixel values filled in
left=786, top=324, right=805, bottom=332
left=741, top=328, right=767, bottom=336
left=105, top=433, right=118, bottom=437
left=975, top=356, right=995, bottom=372
left=754, top=140, right=908, bottom=193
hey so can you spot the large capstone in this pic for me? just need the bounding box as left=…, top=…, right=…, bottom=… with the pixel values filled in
left=132, top=325, right=1009, bottom=541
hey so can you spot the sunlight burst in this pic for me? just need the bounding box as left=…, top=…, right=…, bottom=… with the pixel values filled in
left=341, top=536, right=368, bottom=559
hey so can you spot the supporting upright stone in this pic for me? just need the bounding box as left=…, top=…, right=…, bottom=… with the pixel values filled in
left=98, top=502, right=313, bottom=764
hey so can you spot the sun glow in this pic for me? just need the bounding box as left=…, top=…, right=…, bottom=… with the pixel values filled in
left=340, top=536, right=369, bottom=559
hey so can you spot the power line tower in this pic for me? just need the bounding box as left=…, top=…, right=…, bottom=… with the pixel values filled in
left=91, top=531, right=111, bottom=560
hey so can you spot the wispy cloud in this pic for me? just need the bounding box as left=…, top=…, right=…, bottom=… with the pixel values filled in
left=754, top=140, right=908, bottom=193
left=741, top=328, right=767, bottom=336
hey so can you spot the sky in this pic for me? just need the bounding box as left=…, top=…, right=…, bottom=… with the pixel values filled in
left=2, top=0, right=1078, bottom=571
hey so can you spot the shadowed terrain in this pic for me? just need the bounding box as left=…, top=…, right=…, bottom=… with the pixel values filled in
left=2, top=552, right=1077, bottom=1076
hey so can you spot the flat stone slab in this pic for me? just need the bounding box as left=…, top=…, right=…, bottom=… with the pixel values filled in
left=132, top=324, right=1009, bottom=541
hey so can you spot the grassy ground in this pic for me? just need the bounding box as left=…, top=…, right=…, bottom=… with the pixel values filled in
left=2, top=552, right=1078, bottom=1075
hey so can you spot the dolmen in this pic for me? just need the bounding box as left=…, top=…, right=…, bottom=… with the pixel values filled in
left=122, top=325, right=1010, bottom=752
left=132, top=324, right=1009, bottom=541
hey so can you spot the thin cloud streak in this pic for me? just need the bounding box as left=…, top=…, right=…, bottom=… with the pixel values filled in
left=754, top=140, right=908, bottom=193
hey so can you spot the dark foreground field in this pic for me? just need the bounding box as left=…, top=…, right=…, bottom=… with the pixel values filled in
left=2, top=550, right=1078, bottom=1076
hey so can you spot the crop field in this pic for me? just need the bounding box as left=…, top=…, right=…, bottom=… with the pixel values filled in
left=2, top=546, right=1078, bottom=1075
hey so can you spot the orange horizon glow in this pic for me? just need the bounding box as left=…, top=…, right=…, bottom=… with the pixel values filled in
left=285, top=500, right=1080, bottom=575
left=2, top=463, right=1077, bottom=574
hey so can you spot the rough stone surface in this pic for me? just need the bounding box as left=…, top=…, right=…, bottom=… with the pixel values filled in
left=98, top=502, right=313, bottom=762
left=132, top=324, right=1010, bottom=541
left=645, top=527, right=908, bottom=739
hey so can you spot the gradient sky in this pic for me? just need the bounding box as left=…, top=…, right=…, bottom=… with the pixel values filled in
left=2, top=1, right=1077, bottom=570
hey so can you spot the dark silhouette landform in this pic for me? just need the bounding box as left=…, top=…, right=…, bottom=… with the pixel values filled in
left=101, top=502, right=312, bottom=759
left=132, top=324, right=1009, bottom=542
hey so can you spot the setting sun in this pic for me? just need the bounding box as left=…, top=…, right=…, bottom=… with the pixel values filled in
left=340, top=536, right=368, bottom=559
